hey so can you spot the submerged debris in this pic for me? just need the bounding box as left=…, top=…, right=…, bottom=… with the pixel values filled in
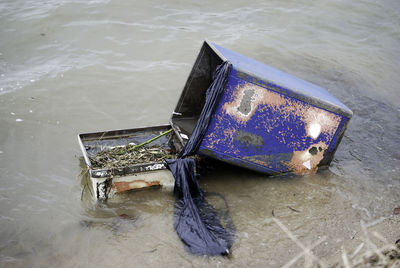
left=90, top=144, right=176, bottom=170
left=394, top=207, right=400, bottom=215
left=89, top=129, right=178, bottom=169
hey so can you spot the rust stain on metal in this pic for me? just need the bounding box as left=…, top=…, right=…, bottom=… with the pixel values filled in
left=248, top=158, right=273, bottom=169
left=244, top=152, right=293, bottom=170
left=113, top=180, right=160, bottom=193
left=234, top=130, right=263, bottom=151
left=223, top=83, right=341, bottom=140
left=283, top=142, right=328, bottom=175
left=204, top=124, right=236, bottom=151
left=223, top=84, right=286, bottom=124
left=202, top=83, right=342, bottom=174
left=302, top=106, right=341, bottom=139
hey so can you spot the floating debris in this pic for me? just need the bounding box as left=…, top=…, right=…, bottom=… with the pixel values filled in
left=89, top=144, right=176, bottom=170
left=89, top=129, right=177, bottom=170
left=394, top=207, right=400, bottom=215
left=288, top=206, right=301, bottom=213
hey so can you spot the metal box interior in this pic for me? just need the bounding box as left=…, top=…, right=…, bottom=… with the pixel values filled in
left=171, top=41, right=352, bottom=175
left=78, top=125, right=182, bottom=200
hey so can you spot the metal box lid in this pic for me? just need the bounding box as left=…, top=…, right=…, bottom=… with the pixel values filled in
left=171, top=41, right=352, bottom=142
left=170, top=41, right=352, bottom=175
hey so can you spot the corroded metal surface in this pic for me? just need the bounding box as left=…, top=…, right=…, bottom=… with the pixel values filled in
left=200, top=77, right=346, bottom=175
left=78, top=125, right=179, bottom=200
left=113, top=180, right=161, bottom=193
left=172, top=42, right=351, bottom=176
left=111, top=170, right=174, bottom=194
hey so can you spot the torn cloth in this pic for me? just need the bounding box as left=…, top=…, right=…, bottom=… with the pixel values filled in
left=166, top=61, right=235, bottom=255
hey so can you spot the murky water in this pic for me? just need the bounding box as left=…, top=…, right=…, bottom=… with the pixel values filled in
left=1, top=0, right=400, bottom=266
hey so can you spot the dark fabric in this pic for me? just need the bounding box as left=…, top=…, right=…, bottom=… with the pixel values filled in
left=166, top=158, right=234, bottom=255
left=166, top=61, right=235, bottom=256
left=178, top=61, right=231, bottom=158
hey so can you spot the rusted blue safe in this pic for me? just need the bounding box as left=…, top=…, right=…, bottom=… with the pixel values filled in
left=171, top=41, right=352, bottom=175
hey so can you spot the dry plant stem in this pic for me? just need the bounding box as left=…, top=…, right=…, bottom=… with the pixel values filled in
left=361, top=221, right=387, bottom=261
left=264, top=217, right=399, bottom=268
left=272, top=218, right=327, bottom=268
left=89, top=129, right=176, bottom=169
left=350, top=243, right=364, bottom=259
left=127, top=128, right=173, bottom=152
left=342, top=246, right=351, bottom=268
left=282, top=235, right=326, bottom=268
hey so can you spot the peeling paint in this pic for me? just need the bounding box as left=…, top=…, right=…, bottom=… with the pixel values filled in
left=236, top=88, right=255, bottom=115
left=200, top=80, right=344, bottom=175
left=243, top=152, right=293, bottom=170
left=282, top=142, right=328, bottom=175
left=223, top=84, right=286, bottom=124
left=234, top=130, right=263, bottom=151
left=223, top=83, right=341, bottom=141
left=145, top=163, right=165, bottom=171
left=113, top=180, right=160, bottom=193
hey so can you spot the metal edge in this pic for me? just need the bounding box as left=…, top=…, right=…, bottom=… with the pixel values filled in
left=78, top=124, right=181, bottom=178
left=78, top=134, right=91, bottom=168
left=199, top=148, right=280, bottom=175
left=233, top=66, right=353, bottom=118
left=170, top=40, right=229, bottom=140
left=79, top=124, right=172, bottom=141
left=205, top=40, right=228, bottom=62
left=319, top=115, right=350, bottom=167
left=90, top=161, right=168, bottom=178
left=169, top=119, right=185, bottom=147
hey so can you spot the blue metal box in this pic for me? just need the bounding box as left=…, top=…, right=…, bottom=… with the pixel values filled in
left=171, top=41, right=352, bottom=175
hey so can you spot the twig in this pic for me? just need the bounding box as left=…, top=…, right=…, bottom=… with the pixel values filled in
left=341, top=246, right=351, bottom=268
left=282, top=235, right=326, bottom=268
left=350, top=242, right=364, bottom=259
left=272, top=218, right=326, bottom=267
left=373, top=231, right=389, bottom=244
left=288, top=206, right=301, bottom=213
left=81, top=183, right=87, bottom=201
left=360, top=222, right=387, bottom=263
left=127, top=128, right=173, bottom=152
left=96, top=131, right=108, bottom=151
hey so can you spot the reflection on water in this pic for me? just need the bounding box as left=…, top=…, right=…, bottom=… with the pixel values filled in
left=1, top=0, right=399, bottom=266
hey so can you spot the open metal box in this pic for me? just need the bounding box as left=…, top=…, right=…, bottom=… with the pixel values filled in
left=171, top=41, right=352, bottom=175
left=79, top=40, right=353, bottom=200
left=78, top=125, right=182, bottom=200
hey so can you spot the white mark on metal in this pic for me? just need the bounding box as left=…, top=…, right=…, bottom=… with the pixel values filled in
left=303, top=160, right=311, bottom=170
left=94, top=171, right=108, bottom=177
left=180, top=133, right=188, bottom=140
left=309, top=123, right=321, bottom=139
left=301, top=151, right=311, bottom=161
left=145, top=163, right=165, bottom=171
